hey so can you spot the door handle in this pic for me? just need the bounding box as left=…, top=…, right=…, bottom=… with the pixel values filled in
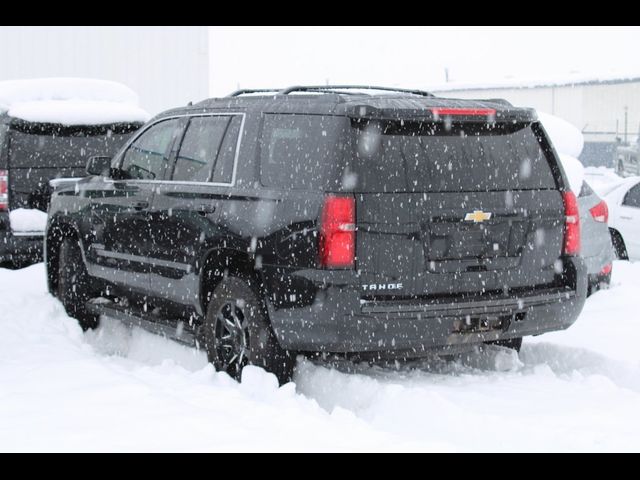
left=132, top=201, right=149, bottom=211
left=196, top=205, right=216, bottom=216
left=620, top=216, right=633, bottom=220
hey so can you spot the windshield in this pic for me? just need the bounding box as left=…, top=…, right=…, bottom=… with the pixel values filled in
left=8, top=123, right=140, bottom=169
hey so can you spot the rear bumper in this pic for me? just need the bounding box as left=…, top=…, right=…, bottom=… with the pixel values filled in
left=582, top=245, right=614, bottom=278
left=268, top=258, right=588, bottom=354
left=0, top=216, right=44, bottom=264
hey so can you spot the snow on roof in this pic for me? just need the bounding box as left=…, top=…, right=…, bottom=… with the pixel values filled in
left=537, top=111, right=584, bottom=158
left=537, top=111, right=585, bottom=194
left=0, top=78, right=150, bottom=125
left=428, top=71, right=640, bottom=93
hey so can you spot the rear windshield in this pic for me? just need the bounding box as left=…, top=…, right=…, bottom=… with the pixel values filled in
left=8, top=122, right=141, bottom=168
left=348, top=120, right=558, bottom=193
left=579, top=181, right=595, bottom=198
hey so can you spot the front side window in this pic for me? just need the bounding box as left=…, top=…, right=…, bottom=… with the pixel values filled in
left=121, top=119, right=182, bottom=180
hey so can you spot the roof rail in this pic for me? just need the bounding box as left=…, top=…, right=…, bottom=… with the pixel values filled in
left=278, top=85, right=434, bottom=97
left=476, top=98, right=513, bottom=107
left=227, top=88, right=282, bottom=97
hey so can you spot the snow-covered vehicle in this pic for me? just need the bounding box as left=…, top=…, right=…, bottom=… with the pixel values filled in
left=603, top=177, right=640, bottom=260
left=0, top=78, right=148, bottom=267
left=615, top=140, right=640, bottom=177
left=577, top=182, right=614, bottom=293
left=46, top=85, right=588, bottom=384
left=537, top=113, right=614, bottom=294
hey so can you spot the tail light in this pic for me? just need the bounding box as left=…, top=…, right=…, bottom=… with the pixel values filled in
left=589, top=200, right=609, bottom=223
left=0, top=169, right=8, bottom=212
left=430, top=108, right=496, bottom=116
left=600, top=263, right=612, bottom=275
left=319, top=195, right=356, bottom=268
left=562, top=191, right=581, bottom=255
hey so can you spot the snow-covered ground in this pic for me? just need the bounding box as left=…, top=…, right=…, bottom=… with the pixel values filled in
left=1, top=262, right=639, bottom=452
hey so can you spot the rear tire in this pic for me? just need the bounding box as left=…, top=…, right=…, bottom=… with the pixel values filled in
left=57, top=238, right=99, bottom=330
left=203, top=276, right=295, bottom=385
left=610, top=228, right=628, bottom=260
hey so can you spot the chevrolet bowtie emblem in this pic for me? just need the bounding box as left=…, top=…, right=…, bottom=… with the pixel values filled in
left=465, top=210, right=492, bottom=223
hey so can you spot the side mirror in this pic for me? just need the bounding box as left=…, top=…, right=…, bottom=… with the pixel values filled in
left=86, top=156, right=112, bottom=176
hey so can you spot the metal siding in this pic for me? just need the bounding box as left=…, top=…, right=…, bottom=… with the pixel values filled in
left=0, top=26, right=209, bottom=115
left=582, top=83, right=640, bottom=142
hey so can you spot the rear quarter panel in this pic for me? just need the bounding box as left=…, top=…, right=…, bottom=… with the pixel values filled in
left=578, top=193, right=614, bottom=275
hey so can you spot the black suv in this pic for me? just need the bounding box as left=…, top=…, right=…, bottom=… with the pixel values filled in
left=45, top=86, right=587, bottom=383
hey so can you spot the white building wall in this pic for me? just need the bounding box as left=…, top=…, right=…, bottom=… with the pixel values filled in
left=0, top=26, right=209, bottom=115
left=581, top=83, right=640, bottom=142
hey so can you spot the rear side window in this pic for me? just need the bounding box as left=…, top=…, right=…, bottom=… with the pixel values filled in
left=349, top=120, right=557, bottom=193
left=121, top=119, right=182, bottom=180
left=260, top=114, right=348, bottom=190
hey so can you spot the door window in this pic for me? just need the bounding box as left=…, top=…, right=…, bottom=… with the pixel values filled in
left=171, top=115, right=242, bottom=184
left=211, top=115, right=242, bottom=184
left=121, top=119, right=182, bottom=180
left=173, top=116, right=229, bottom=182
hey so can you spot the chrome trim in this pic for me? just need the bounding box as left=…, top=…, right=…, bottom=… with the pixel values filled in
left=94, top=247, right=192, bottom=273
left=115, top=112, right=246, bottom=188
left=360, top=288, right=575, bottom=315
left=11, top=231, right=44, bottom=237
left=229, top=113, right=246, bottom=186
left=49, top=177, right=83, bottom=188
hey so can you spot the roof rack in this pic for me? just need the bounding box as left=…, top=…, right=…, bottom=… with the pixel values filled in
left=227, top=85, right=435, bottom=98
left=227, top=88, right=282, bottom=97
left=278, top=85, right=434, bottom=97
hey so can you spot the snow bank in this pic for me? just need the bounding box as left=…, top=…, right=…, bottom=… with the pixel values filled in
left=0, top=264, right=422, bottom=452
left=0, top=78, right=150, bottom=125
left=9, top=208, right=48, bottom=233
